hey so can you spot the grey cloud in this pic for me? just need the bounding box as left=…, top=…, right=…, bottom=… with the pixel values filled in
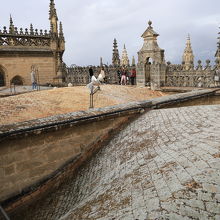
left=1, top=0, right=220, bottom=66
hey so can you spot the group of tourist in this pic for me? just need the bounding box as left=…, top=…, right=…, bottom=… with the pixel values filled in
left=89, top=66, right=136, bottom=85
left=117, top=67, right=136, bottom=85
left=89, top=67, right=106, bottom=83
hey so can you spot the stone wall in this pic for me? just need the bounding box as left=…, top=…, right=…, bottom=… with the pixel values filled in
left=0, top=55, right=56, bottom=86
left=65, top=61, right=220, bottom=89
left=0, top=116, right=134, bottom=202
left=165, top=61, right=220, bottom=88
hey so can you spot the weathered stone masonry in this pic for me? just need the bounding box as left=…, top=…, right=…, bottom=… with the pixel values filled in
left=0, top=89, right=219, bottom=216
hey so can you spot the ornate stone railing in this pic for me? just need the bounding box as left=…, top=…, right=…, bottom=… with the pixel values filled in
left=0, top=26, right=51, bottom=47
left=164, top=60, right=220, bottom=88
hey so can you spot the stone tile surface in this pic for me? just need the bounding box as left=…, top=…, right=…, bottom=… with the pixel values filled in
left=14, top=105, right=220, bottom=220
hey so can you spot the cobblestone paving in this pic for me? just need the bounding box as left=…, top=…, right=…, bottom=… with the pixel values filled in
left=15, top=105, right=220, bottom=220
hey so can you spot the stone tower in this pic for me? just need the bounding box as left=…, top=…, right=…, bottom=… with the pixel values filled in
left=136, top=21, right=165, bottom=87
left=121, top=44, right=130, bottom=67
left=182, top=35, right=194, bottom=70
left=215, top=28, right=220, bottom=62
left=0, top=0, right=65, bottom=86
left=112, top=38, right=120, bottom=67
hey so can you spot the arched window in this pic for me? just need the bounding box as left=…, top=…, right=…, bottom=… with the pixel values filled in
left=11, top=75, right=24, bottom=85
left=146, top=57, right=153, bottom=65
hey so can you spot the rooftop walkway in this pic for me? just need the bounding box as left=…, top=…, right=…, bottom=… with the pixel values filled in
left=14, top=104, right=220, bottom=220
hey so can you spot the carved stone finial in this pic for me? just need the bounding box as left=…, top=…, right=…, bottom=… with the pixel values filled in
left=112, top=38, right=120, bottom=66
left=148, top=20, right=152, bottom=27
left=196, top=60, right=203, bottom=70
left=204, top=59, right=211, bottom=70
left=9, top=14, right=15, bottom=33
left=206, top=59, right=210, bottom=65
left=14, top=27, right=18, bottom=34
left=19, top=28, right=23, bottom=34
left=25, top=28, right=28, bottom=35
left=30, top=24, right=34, bottom=35
left=3, top=26, right=7, bottom=34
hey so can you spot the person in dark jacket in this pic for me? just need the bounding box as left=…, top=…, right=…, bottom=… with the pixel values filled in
left=117, top=69, right=121, bottom=84
left=89, top=67, right=94, bottom=82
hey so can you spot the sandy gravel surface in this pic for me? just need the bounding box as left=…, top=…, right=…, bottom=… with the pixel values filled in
left=0, top=85, right=168, bottom=125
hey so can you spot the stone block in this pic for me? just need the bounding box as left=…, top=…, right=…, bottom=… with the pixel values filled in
left=4, top=164, right=15, bottom=176
left=16, top=160, right=43, bottom=173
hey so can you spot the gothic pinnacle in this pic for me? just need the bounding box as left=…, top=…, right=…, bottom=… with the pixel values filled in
left=59, top=21, right=65, bottom=40
left=30, top=23, right=34, bottom=35
left=112, top=38, right=120, bottom=66
left=49, top=0, right=58, bottom=20
left=9, top=14, right=15, bottom=33
left=10, top=14, right=14, bottom=26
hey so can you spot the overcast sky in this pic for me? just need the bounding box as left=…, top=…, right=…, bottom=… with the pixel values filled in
left=1, top=0, right=220, bottom=66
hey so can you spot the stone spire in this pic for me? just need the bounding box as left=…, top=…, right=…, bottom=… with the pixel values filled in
left=121, top=44, right=130, bottom=67
left=100, top=57, right=103, bottom=67
left=215, top=27, right=220, bottom=62
left=9, top=15, right=15, bottom=33
left=182, top=34, right=194, bottom=70
left=59, top=21, right=65, bottom=41
left=112, top=38, right=120, bottom=66
left=49, top=0, right=58, bottom=20
left=49, top=0, right=58, bottom=34
left=132, top=56, right=136, bottom=66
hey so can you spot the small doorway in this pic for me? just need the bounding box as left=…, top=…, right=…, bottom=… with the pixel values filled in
left=145, top=57, right=153, bottom=85
left=0, top=71, right=5, bottom=87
